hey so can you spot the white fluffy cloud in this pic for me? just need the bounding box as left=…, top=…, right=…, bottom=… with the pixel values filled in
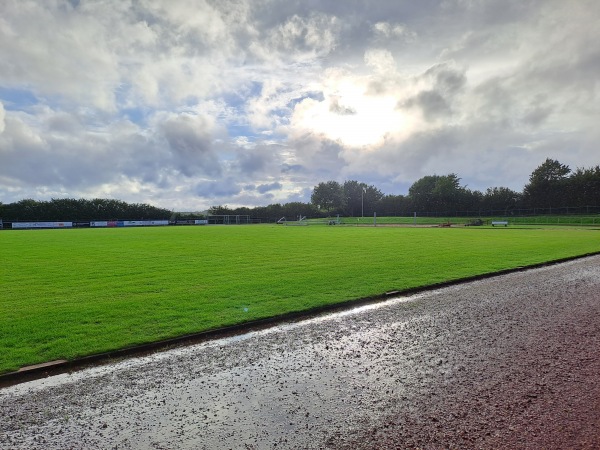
left=1, top=0, right=599, bottom=210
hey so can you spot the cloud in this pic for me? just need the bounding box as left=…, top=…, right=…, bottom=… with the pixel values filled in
left=0, top=0, right=599, bottom=210
left=0, top=0, right=253, bottom=111
left=364, top=49, right=396, bottom=74
left=0, top=101, right=5, bottom=134
left=250, top=12, right=341, bottom=62
left=403, top=90, right=450, bottom=120
left=194, top=178, right=242, bottom=198
left=233, top=141, right=284, bottom=177
left=257, top=182, right=282, bottom=194
left=328, top=97, right=356, bottom=116
left=372, top=21, right=417, bottom=43
left=161, top=113, right=222, bottom=177
left=399, top=62, right=467, bottom=121
left=0, top=108, right=164, bottom=192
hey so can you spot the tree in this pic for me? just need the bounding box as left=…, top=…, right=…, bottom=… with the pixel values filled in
left=459, top=189, right=484, bottom=213
left=0, top=198, right=171, bottom=221
left=13, top=199, right=41, bottom=220
left=408, top=174, right=465, bottom=213
left=523, top=158, right=571, bottom=208
left=339, top=180, right=384, bottom=216
left=208, top=205, right=233, bottom=215
left=376, top=194, right=410, bottom=216
left=481, top=187, right=521, bottom=213
left=281, top=202, right=320, bottom=220
left=311, top=181, right=344, bottom=213
left=408, top=176, right=439, bottom=213
left=361, top=184, right=384, bottom=216
left=566, top=166, right=600, bottom=207
left=342, top=180, right=365, bottom=217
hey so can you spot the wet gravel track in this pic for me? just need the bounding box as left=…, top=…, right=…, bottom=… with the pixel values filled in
left=2, top=255, right=600, bottom=449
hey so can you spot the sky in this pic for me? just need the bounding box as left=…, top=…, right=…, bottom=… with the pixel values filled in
left=1, top=0, right=599, bottom=211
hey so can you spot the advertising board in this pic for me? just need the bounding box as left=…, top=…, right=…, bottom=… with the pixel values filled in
left=91, top=220, right=169, bottom=227
left=122, top=220, right=169, bottom=226
left=12, top=222, right=73, bottom=229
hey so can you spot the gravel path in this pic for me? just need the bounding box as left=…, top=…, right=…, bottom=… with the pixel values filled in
left=2, top=255, right=600, bottom=449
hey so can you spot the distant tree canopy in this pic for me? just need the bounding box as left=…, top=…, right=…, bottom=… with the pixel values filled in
left=310, top=181, right=344, bottom=213
left=310, top=180, right=384, bottom=216
left=0, top=198, right=171, bottom=221
left=409, top=174, right=461, bottom=213
left=3, top=159, right=600, bottom=223
left=522, top=158, right=571, bottom=207
left=567, top=166, right=600, bottom=207
left=309, top=159, right=600, bottom=217
left=480, top=187, right=521, bottom=212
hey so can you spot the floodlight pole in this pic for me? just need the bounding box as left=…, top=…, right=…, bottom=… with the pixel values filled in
left=361, top=187, right=366, bottom=217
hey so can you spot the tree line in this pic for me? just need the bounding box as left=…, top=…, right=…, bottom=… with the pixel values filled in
left=209, top=159, right=600, bottom=221
left=2, top=159, right=599, bottom=223
left=0, top=198, right=172, bottom=222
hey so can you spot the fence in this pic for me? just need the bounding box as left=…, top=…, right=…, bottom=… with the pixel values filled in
left=376, top=205, right=600, bottom=218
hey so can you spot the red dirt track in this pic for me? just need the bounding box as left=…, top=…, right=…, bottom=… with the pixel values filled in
left=1, top=255, right=600, bottom=449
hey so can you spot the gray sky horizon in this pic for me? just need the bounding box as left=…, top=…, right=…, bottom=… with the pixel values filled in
left=1, top=0, right=599, bottom=210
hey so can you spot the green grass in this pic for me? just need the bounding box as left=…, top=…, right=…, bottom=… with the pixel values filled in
left=307, top=215, right=600, bottom=226
left=1, top=225, right=599, bottom=374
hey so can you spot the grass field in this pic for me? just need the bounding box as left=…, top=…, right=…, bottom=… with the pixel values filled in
left=305, top=215, right=600, bottom=226
left=1, top=224, right=599, bottom=374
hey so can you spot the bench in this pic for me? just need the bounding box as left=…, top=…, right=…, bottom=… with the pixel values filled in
left=491, top=221, right=508, bottom=227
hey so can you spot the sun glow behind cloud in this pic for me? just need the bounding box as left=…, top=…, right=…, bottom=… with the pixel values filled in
left=290, top=74, right=414, bottom=149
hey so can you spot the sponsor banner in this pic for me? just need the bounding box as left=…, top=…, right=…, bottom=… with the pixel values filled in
left=18, top=220, right=169, bottom=228
left=122, top=220, right=169, bottom=227
left=72, top=221, right=90, bottom=228
left=12, top=222, right=73, bottom=229
left=173, top=219, right=207, bottom=225
left=90, top=221, right=122, bottom=227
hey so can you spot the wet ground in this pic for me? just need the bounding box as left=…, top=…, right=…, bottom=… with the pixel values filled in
left=1, top=255, right=600, bottom=449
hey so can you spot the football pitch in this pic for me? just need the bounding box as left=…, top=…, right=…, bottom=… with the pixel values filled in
left=1, top=224, right=599, bottom=374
